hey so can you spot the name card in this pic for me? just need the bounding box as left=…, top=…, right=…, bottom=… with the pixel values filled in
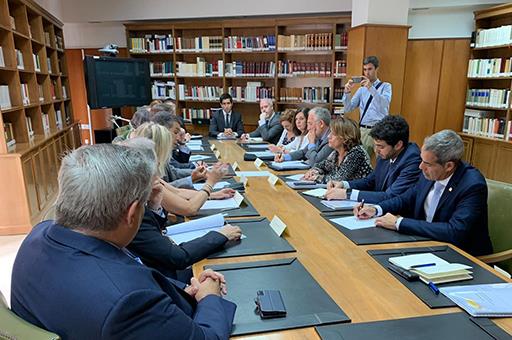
left=232, top=161, right=239, bottom=171
left=210, top=144, right=216, bottom=151
left=270, top=215, right=287, bottom=237
left=240, top=175, right=248, bottom=186
left=267, top=173, right=279, bottom=186
left=254, top=158, right=264, bottom=168
left=214, top=150, right=221, bottom=158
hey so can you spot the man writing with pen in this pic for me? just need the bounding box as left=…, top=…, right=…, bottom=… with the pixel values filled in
left=352, top=130, right=493, bottom=257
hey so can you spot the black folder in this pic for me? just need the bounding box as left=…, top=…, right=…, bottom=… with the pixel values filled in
left=194, top=177, right=244, bottom=192
left=206, top=257, right=350, bottom=335
left=238, top=143, right=269, bottom=152
left=368, top=246, right=506, bottom=308
left=265, top=161, right=311, bottom=171
left=243, top=152, right=275, bottom=161
left=321, top=214, right=430, bottom=245
left=192, top=195, right=260, bottom=219
left=207, top=217, right=296, bottom=259
left=299, top=192, right=353, bottom=213
left=315, top=312, right=512, bottom=340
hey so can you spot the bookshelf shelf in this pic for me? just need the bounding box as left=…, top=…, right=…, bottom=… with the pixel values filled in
left=467, top=76, right=512, bottom=80
left=277, top=50, right=333, bottom=55
left=472, top=43, right=512, bottom=51
left=12, top=29, right=29, bottom=40
left=465, top=105, right=508, bottom=111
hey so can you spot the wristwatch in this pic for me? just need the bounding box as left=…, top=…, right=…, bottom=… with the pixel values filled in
left=345, top=188, right=352, bottom=198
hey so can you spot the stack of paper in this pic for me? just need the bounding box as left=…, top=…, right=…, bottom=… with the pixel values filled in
left=246, top=137, right=263, bottom=143
left=187, top=144, right=204, bottom=151
left=200, top=191, right=244, bottom=210
left=246, top=151, right=274, bottom=158
left=270, top=161, right=310, bottom=170
left=190, top=154, right=212, bottom=162
left=235, top=171, right=271, bottom=177
left=440, top=283, right=512, bottom=317
left=247, top=144, right=270, bottom=149
left=286, top=181, right=326, bottom=189
left=166, top=213, right=225, bottom=244
left=321, top=200, right=359, bottom=210
left=190, top=135, right=203, bottom=139
left=302, top=188, right=327, bottom=198
left=330, top=216, right=376, bottom=230
left=389, top=253, right=473, bottom=284
left=285, top=174, right=306, bottom=181
left=192, top=181, right=230, bottom=191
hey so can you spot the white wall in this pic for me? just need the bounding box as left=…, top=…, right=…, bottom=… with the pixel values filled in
left=33, top=0, right=62, bottom=21
left=63, top=22, right=126, bottom=49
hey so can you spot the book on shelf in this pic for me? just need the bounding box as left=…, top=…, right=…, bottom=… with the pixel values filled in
left=44, top=32, right=51, bottom=45
left=151, top=81, right=176, bottom=100
left=0, top=47, right=5, bottom=68
left=178, top=84, right=222, bottom=101
left=55, top=110, right=63, bottom=129
left=4, top=122, right=15, bottom=148
left=224, top=35, right=276, bottom=51
left=0, top=85, right=11, bottom=109
left=130, top=34, right=173, bottom=53
left=175, top=36, right=222, bottom=52
left=277, top=60, right=331, bottom=77
left=474, top=25, right=512, bottom=48
left=56, top=36, right=64, bottom=49
left=50, top=81, right=56, bottom=100
left=225, top=61, right=275, bottom=77
left=20, top=83, right=30, bottom=105
left=47, top=57, right=52, bottom=73
left=279, top=87, right=330, bottom=103
left=33, top=53, right=41, bottom=72
left=228, top=83, right=274, bottom=102
left=9, top=16, right=15, bottom=30
left=467, top=58, right=512, bottom=78
left=334, top=60, right=347, bottom=76
left=176, top=58, right=220, bottom=77
left=150, top=61, right=174, bottom=77
left=466, top=88, right=510, bottom=108
left=333, top=106, right=344, bottom=116
left=15, top=49, right=24, bottom=70
left=333, top=88, right=345, bottom=103
left=181, top=108, right=212, bottom=123
left=277, top=33, right=332, bottom=51
left=25, top=116, right=34, bottom=139
left=334, top=32, right=348, bottom=49
left=28, top=25, right=32, bottom=39
left=463, top=109, right=507, bottom=139
left=42, top=112, right=50, bottom=134
left=61, top=86, right=67, bottom=99
left=38, top=84, right=44, bottom=102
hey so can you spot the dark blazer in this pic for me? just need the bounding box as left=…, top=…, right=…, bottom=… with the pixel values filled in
left=209, top=110, right=245, bottom=137
left=288, top=129, right=333, bottom=166
left=379, top=162, right=493, bottom=256
left=249, top=112, right=283, bottom=144
left=11, top=221, right=236, bottom=340
left=127, top=208, right=228, bottom=280
left=348, top=143, right=422, bottom=203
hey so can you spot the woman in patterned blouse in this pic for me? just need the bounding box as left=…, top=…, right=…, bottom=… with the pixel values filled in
left=303, top=117, right=373, bottom=183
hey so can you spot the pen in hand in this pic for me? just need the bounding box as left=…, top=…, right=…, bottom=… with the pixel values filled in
left=356, top=199, right=365, bottom=218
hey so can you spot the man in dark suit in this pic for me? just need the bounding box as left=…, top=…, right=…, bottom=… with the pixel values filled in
left=355, top=130, right=492, bottom=256
left=241, top=98, right=283, bottom=144
left=209, top=93, right=245, bottom=138
left=275, top=107, right=333, bottom=166
left=325, top=115, right=421, bottom=203
left=11, top=143, right=236, bottom=339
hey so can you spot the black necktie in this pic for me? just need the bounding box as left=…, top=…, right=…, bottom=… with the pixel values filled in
left=225, top=113, right=230, bottom=128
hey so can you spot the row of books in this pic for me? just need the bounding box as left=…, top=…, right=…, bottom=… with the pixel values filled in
left=33, top=54, right=41, bottom=71
left=178, top=84, right=222, bottom=101
left=151, top=81, right=176, bottom=100
left=38, top=84, right=44, bottom=102
left=25, top=116, right=34, bottom=138
left=56, top=36, right=64, bottom=50
left=4, top=122, right=15, bottom=148
left=333, top=106, right=344, bottom=115
left=225, top=61, right=275, bottom=77
left=466, top=88, right=510, bottom=108
left=175, top=36, right=223, bottom=52
left=0, top=47, right=4, bottom=68
left=334, top=60, right=347, bottom=76
left=467, top=58, right=512, bottom=78
left=228, top=83, right=274, bottom=102
left=44, top=32, right=51, bottom=46
left=176, top=59, right=221, bottom=77
left=0, top=85, right=11, bottom=109
left=334, top=32, right=348, bottom=49
left=277, top=33, right=333, bottom=51
left=16, top=49, right=24, bottom=70
left=278, top=61, right=332, bottom=77
left=130, top=34, right=174, bottom=53
left=473, top=25, right=512, bottom=48
left=463, top=116, right=510, bottom=139
left=278, top=87, right=330, bottom=103
left=62, top=86, right=67, bottom=99
left=333, top=88, right=346, bottom=102
left=150, top=61, right=174, bottom=76
left=181, top=108, right=213, bottom=122
left=20, top=83, right=30, bottom=105
left=224, top=35, right=276, bottom=51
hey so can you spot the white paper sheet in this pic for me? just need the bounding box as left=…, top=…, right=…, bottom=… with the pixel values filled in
left=246, top=151, right=274, bottom=158
left=330, top=216, right=376, bottom=230
left=247, top=144, right=270, bottom=149
left=269, top=161, right=310, bottom=170
left=302, top=188, right=327, bottom=198
left=286, top=174, right=306, bottom=181
left=320, top=200, right=359, bottom=210
left=192, top=181, right=230, bottom=191
left=190, top=154, right=212, bottom=161
left=235, top=171, right=271, bottom=177
left=199, top=191, right=244, bottom=210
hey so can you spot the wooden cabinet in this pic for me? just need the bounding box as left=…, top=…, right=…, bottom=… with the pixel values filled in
left=461, top=135, right=474, bottom=163
left=471, top=138, right=497, bottom=178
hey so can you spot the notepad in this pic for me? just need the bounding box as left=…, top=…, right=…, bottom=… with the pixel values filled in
left=320, top=199, right=359, bottom=210
left=247, top=144, right=270, bottom=149
left=187, top=145, right=204, bottom=151
left=247, top=137, right=263, bottom=143
left=286, top=174, right=306, bottom=181
left=192, top=181, right=230, bottom=191
left=440, top=283, right=512, bottom=317
left=269, top=161, right=310, bottom=170
left=190, top=154, right=212, bottom=161
left=200, top=191, right=244, bottom=210
left=329, top=216, right=376, bottom=230
left=235, top=171, right=271, bottom=177
left=246, top=151, right=274, bottom=158
left=302, top=188, right=327, bottom=198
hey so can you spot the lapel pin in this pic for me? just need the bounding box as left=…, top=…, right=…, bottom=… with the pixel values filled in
left=448, top=187, right=453, bottom=192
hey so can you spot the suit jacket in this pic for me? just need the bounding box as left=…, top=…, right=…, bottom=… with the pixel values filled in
left=348, top=143, right=422, bottom=203
left=209, top=111, right=245, bottom=137
left=164, top=161, right=194, bottom=189
left=288, top=129, right=333, bottom=166
left=11, top=221, right=236, bottom=340
left=379, top=162, right=493, bottom=256
left=249, top=112, right=283, bottom=144
left=127, top=208, right=228, bottom=280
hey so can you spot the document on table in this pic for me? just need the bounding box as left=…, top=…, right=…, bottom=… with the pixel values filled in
left=287, top=181, right=326, bottom=189
left=246, top=151, right=274, bottom=158
left=192, top=181, right=230, bottom=191
left=200, top=191, right=244, bottom=210
left=190, top=154, right=212, bottom=161
left=247, top=144, right=270, bottom=149
left=389, top=253, right=450, bottom=270
left=286, top=174, right=306, bottom=181
left=247, top=137, right=263, bottom=143
left=235, top=171, right=271, bottom=177
left=270, top=161, right=310, bottom=170
left=321, top=200, right=359, bottom=210
left=187, top=145, right=204, bottom=151
left=440, top=283, right=512, bottom=317
left=330, top=216, right=376, bottom=230
left=302, top=188, right=327, bottom=198
left=189, top=135, right=203, bottom=140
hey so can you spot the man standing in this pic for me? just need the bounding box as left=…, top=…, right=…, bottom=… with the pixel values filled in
left=241, top=98, right=283, bottom=144
left=343, top=56, right=392, bottom=157
left=355, top=130, right=492, bottom=256
left=209, top=93, right=245, bottom=138
left=326, top=115, right=421, bottom=203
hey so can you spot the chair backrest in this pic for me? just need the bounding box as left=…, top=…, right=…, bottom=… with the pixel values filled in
left=486, top=179, right=512, bottom=273
left=0, top=290, right=60, bottom=340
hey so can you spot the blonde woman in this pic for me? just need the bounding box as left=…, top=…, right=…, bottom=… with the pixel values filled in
left=303, top=117, right=372, bottom=183
left=131, top=122, right=234, bottom=216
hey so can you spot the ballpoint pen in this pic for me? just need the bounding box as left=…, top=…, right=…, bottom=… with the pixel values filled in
left=410, top=263, right=436, bottom=269
left=428, top=281, right=440, bottom=295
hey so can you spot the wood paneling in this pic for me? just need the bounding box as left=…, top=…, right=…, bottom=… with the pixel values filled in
left=402, top=40, right=444, bottom=144
left=434, top=39, right=470, bottom=133
left=345, top=26, right=366, bottom=122
left=493, top=143, right=512, bottom=182
left=472, top=138, right=497, bottom=178
left=461, top=136, right=474, bottom=163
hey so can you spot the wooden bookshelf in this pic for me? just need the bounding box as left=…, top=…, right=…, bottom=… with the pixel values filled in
left=125, top=14, right=350, bottom=131
left=459, top=3, right=512, bottom=183
left=0, top=0, right=79, bottom=235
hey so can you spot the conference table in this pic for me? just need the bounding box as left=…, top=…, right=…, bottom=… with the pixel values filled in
left=193, top=139, right=512, bottom=339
